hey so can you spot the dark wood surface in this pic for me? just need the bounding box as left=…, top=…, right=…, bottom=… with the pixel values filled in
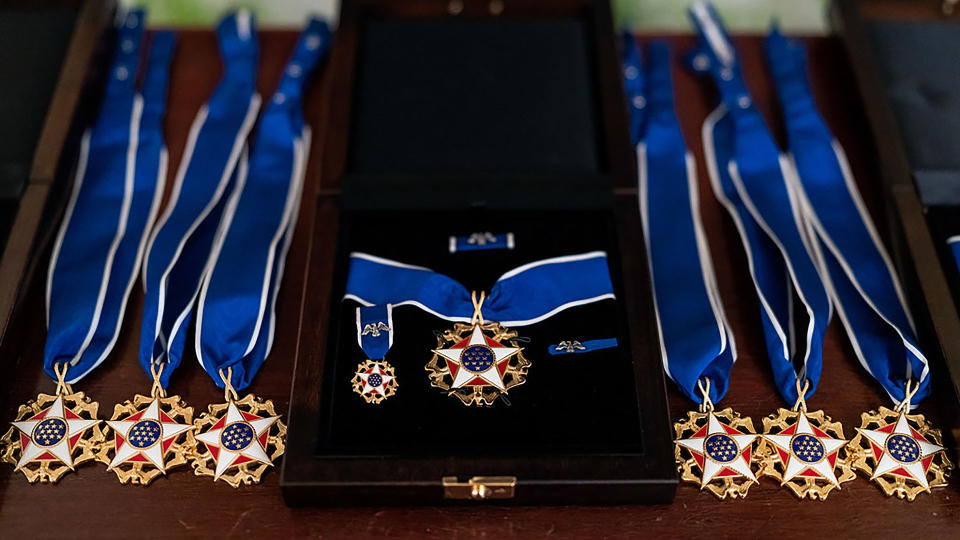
left=1, top=29, right=959, bottom=538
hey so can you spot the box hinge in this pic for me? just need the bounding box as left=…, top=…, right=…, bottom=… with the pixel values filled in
left=442, top=476, right=516, bottom=500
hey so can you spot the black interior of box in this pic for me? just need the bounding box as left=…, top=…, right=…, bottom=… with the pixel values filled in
left=315, top=13, right=646, bottom=460
left=867, top=19, right=960, bottom=207
left=866, top=19, right=960, bottom=313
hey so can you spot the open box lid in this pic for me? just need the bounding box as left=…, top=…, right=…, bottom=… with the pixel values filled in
left=323, top=0, right=634, bottom=211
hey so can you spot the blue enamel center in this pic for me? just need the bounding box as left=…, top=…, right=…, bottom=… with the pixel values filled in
left=461, top=345, right=494, bottom=373
left=129, top=419, right=161, bottom=448
left=886, top=434, right=920, bottom=463
left=32, top=418, right=66, bottom=448
left=221, top=422, right=255, bottom=452
left=367, top=373, right=383, bottom=387
left=704, top=433, right=739, bottom=463
left=790, top=434, right=824, bottom=463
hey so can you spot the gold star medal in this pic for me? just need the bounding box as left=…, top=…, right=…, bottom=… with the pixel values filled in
left=673, top=378, right=759, bottom=500
left=0, top=364, right=105, bottom=483
left=848, top=381, right=952, bottom=500
left=352, top=360, right=397, bottom=404
left=191, top=367, right=286, bottom=487
left=756, top=381, right=855, bottom=499
left=426, top=292, right=531, bottom=406
left=97, top=364, right=197, bottom=485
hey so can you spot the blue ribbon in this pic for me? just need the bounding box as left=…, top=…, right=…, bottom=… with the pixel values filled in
left=345, top=251, right=615, bottom=323
left=686, top=2, right=831, bottom=404
left=194, top=18, right=331, bottom=391
left=356, top=304, right=393, bottom=360
left=624, top=34, right=736, bottom=405
left=140, top=11, right=260, bottom=389
left=766, top=28, right=929, bottom=406
left=45, top=11, right=174, bottom=384
left=547, top=338, right=618, bottom=355
left=346, top=252, right=615, bottom=362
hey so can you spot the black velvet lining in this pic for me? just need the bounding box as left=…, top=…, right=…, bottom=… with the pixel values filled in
left=314, top=208, right=645, bottom=458
left=348, top=18, right=603, bottom=177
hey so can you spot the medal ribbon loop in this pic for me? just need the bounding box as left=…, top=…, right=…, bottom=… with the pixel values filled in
left=194, top=19, right=332, bottom=392
left=686, top=2, right=831, bottom=404
left=45, top=11, right=173, bottom=384
left=624, top=33, right=736, bottom=406
left=765, top=28, right=930, bottom=407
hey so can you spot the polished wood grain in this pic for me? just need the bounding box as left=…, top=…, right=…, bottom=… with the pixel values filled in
left=0, top=28, right=958, bottom=538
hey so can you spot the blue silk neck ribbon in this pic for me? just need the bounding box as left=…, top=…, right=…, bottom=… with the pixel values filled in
left=344, top=252, right=616, bottom=362
left=45, top=11, right=174, bottom=385
left=766, top=28, right=929, bottom=407
left=686, top=1, right=831, bottom=405
left=139, top=11, right=260, bottom=389
left=623, top=33, right=736, bottom=406
left=194, top=19, right=331, bottom=392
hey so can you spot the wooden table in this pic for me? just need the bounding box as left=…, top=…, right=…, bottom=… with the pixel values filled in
left=1, top=30, right=958, bottom=538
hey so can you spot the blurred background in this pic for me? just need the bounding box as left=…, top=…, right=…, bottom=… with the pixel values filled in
left=120, top=0, right=829, bottom=32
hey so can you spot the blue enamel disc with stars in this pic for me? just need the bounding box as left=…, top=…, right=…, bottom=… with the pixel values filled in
left=704, top=433, right=739, bottom=463
left=885, top=433, right=921, bottom=464
left=790, top=433, right=825, bottom=464
left=128, top=419, right=162, bottom=449
left=220, top=421, right=255, bottom=452
left=31, top=418, right=67, bottom=448
left=461, top=345, right=495, bottom=373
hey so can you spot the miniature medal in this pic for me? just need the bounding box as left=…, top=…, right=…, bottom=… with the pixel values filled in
left=426, top=292, right=530, bottom=406
left=192, top=369, right=286, bottom=487
left=756, top=381, right=855, bottom=499
left=673, top=379, right=758, bottom=499
left=352, top=359, right=397, bottom=404
left=848, top=383, right=952, bottom=500
left=0, top=365, right=104, bottom=483
left=97, top=365, right=196, bottom=485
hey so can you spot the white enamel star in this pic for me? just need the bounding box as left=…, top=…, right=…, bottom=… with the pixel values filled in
left=358, top=364, right=394, bottom=396
left=676, top=412, right=758, bottom=486
left=857, top=413, right=944, bottom=489
left=195, top=401, right=279, bottom=480
left=11, top=395, right=99, bottom=470
left=432, top=325, right=520, bottom=390
left=105, top=398, right=193, bottom=472
left=762, top=413, right=847, bottom=486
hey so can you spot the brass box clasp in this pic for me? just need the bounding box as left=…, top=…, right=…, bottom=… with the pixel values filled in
left=442, top=476, right=516, bottom=500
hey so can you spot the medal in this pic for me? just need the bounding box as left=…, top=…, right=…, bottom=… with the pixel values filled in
left=626, top=32, right=757, bottom=499
left=673, top=380, right=758, bottom=499
left=427, top=292, right=530, bottom=406
left=99, top=365, right=196, bottom=485
left=755, top=381, right=855, bottom=499
left=848, top=382, right=953, bottom=500
left=0, top=365, right=104, bottom=483
left=182, top=17, right=330, bottom=485
left=192, top=368, right=286, bottom=487
left=352, top=360, right=398, bottom=404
